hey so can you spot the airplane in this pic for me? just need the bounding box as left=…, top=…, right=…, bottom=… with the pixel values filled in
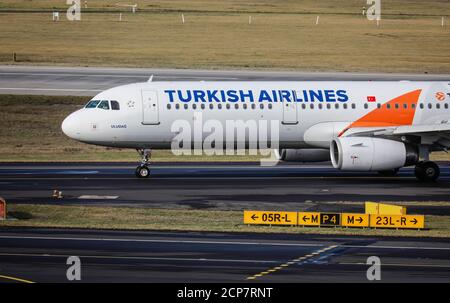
left=62, top=81, right=450, bottom=181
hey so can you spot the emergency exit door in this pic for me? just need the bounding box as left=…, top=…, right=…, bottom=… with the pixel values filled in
left=141, top=90, right=159, bottom=125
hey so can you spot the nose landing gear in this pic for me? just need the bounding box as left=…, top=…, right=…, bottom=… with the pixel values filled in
left=414, top=161, right=440, bottom=182
left=135, top=149, right=151, bottom=178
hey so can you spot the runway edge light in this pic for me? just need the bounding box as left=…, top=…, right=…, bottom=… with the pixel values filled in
left=0, top=197, right=6, bottom=220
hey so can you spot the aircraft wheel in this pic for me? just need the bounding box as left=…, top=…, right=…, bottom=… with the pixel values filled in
left=415, top=161, right=440, bottom=182
left=135, top=165, right=150, bottom=178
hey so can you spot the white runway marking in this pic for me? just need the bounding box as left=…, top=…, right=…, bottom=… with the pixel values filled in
left=78, top=195, right=119, bottom=200
left=0, top=87, right=101, bottom=92
left=0, top=252, right=279, bottom=264
left=339, top=262, right=450, bottom=268
left=0, top=235, right=325, bottom=247
left=1, top=235, right=449, bottom=250
left=0, top=73, right=239, bottom=80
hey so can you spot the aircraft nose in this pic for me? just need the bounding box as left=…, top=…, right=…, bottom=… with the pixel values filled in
left=61, top=113, right=79, bottom=139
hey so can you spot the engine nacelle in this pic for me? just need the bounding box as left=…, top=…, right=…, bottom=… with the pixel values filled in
left=277, top=149, right=330, bottom=162
left=330, top=137, right=419, bottom=171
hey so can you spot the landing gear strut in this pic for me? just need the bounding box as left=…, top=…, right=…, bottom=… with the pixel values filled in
left=135, top=149, right=151, bottom=178
left=414, top=161, right=440, bottom=182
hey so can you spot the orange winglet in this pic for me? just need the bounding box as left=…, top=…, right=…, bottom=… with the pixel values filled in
left=339, top=89, right=422, bottom=137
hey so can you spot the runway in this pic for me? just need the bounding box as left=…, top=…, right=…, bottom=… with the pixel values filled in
left=0, top=228, right=449, bottom=283
left=1, top=162, right=450, bottom=213
left=1, top=65, right=450, bottom=96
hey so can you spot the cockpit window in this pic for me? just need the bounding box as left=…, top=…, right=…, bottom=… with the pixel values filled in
left=111, top=100, right=120, bottom=110
left=98, top=100, right=110, bottom=110
left=85, top=100, right=100, bottom=108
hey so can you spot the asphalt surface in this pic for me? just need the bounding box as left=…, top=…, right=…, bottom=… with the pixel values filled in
left=1, top=162, right=450, bottom=214
left=1, top=65, right=450, bottom=96
left=0, top=228, right=449, bottom=283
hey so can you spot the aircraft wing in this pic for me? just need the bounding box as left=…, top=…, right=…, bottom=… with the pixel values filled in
left=343, top=123, right=450, bottom=148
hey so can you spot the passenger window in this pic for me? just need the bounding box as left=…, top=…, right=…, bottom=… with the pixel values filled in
left=98, top=100, right=110, bottom=110
left=395, top=103, right=399, bottom=109
left=428, top=103, right=432, bottom=109
left=175, top=104, right=180, bottom=109
left=377, top=103, right=381, bottom=109
left=318, top=104, right=323, bottom=109
left=184, top=104, right=188, bottom=109
left=437, top=104, right=440, bottom=109
left=343, top=104, right=347, bottom=109
left=111, top=100, right=120, bottom=110
left=302, top=104, right=306, bottom=109
left=364, top=104, right=368, bottom=109
left=192, top=104, right=197, bottom=109
left=268, top=103, right=273, bottom=109
left=420, top=103, right=424, bottom=109
left=412, top=104, right=416, bottom=109
left=201, top=104, right=205, bottom=110
left=310, top=104, right=314, bottom=109
left=251, top=104, right=256, bottom=109
left=167, top=104, right=171, bottom=110
left=335, top=103, right=339, bottom=109
left=235, top=104, right=239, bottom=109
left=226, top=104, right=231, bottom=109
left=243, top=104, right=247, bottom=109
left=326, top=104, right=331, bottom=109
left=218, top=104, right=222, bottom=109
left=351, top=103, right=356, bottom=109
left=445, top=104, right=449, bottom=109
left=387, top=104, right=391, bottom=109
left=85, top=100, right=100, bottom=108
left=403, top=103, right=408, bottom=109
left=260, top=104, right=264, bottom=109
left=209, top=104, right=214, bottom=109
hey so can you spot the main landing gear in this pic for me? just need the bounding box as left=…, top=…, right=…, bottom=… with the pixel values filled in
left=414, top=161, right=440, bottom=182
left=135, top=149, right=151, bottom=178
left=377, top=162, right=440, bottom=181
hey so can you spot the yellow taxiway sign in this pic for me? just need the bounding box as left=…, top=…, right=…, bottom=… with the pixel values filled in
left=244, top=210, right=297, bottom=225
left=369, top=214, right=424, bottom=229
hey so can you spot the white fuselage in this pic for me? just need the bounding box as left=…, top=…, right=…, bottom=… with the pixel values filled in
left=62, top=81, right=450, bottom=151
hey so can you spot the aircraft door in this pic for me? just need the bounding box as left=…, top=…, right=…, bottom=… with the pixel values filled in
left=282, top=95, right=298, bottom=124
left=141, top=90, right=160, bottom=125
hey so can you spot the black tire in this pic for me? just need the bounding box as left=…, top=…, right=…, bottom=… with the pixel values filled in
left=378, top=168, right=399, bottom=177
left=415, top=161, right=440, bottom=182
left=135, top=165, right=150, bottom=178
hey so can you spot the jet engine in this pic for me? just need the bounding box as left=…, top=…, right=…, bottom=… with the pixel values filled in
left=277, top=149, right=330, bottom=162
left=330, top=137, right=419, bottom=171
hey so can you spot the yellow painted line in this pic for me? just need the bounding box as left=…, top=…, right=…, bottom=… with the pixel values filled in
left=245, top=244, right=341, bottom=280
left=0, top=275, right=34, bottom=284
left=246, top=276, right=256, bottom=280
